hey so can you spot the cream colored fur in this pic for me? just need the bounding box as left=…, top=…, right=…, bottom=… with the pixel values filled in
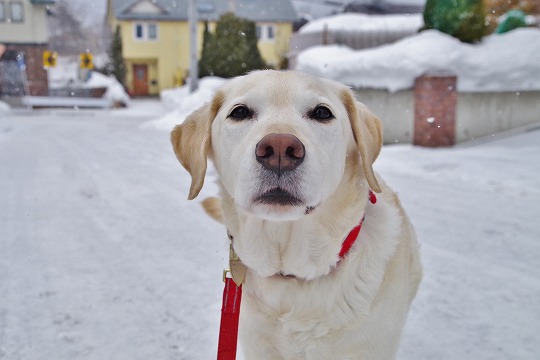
left=171, top=71, right=422, bottom=360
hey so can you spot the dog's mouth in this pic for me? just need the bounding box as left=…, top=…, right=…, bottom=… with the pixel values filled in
left=255, top=187, right=303, bottom=206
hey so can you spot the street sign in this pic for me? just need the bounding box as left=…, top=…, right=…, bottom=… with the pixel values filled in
left=43, top=50, right=58, bottom=68
left=80, top=52, right=94, bottom=69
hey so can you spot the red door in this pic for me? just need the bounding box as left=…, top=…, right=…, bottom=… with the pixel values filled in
left=132, top=64, right=149, bottom=96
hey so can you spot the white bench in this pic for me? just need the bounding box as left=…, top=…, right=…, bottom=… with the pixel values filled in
left=22, top=96, right=113, bottom=109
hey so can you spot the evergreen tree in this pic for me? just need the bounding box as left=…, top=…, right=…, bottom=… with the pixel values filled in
left=198, top=13, right=266, bottom=78
left=107, top=25, right=126, bottom=86
left=423, top=0, right=488, bottom=43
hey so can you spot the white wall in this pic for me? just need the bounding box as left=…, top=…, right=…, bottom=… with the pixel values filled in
left=354, top=88, right=414, bottom=145
left=0, top=1, right=49, bottom=44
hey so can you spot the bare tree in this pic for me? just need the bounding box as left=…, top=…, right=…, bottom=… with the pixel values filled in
left=48, top=0, right=88, bottom=55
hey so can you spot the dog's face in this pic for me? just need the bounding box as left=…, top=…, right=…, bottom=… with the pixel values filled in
left=171, top=71, right=382, bottom=221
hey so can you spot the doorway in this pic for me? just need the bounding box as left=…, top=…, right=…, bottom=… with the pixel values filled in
left=132, top=64, right=148, bottom=96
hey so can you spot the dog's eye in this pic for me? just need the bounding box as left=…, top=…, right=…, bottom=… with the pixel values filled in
left=311, top=106, right=334, bottom=121
left=229, top=105, right=252, bottom=120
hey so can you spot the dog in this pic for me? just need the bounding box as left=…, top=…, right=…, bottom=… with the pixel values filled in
left=171, top=70, right=422, bottom=359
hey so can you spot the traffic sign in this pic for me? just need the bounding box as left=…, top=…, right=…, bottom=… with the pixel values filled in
left=43, top=50, right=58, bottom=68
left=80, top=52, right=94, bottom=69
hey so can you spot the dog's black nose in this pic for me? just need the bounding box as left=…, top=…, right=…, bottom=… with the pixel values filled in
left=256, top=133, right=305, bottom=174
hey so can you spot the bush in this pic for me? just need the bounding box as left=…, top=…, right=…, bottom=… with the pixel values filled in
left=423, top=0, right=488, bottom=43
left=198, top=13, right=266, bottom=78
left=495, top=9, right=528, bottom=34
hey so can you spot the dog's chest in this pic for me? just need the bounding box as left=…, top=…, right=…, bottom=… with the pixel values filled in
left=232, top=217, right=348, bottom=280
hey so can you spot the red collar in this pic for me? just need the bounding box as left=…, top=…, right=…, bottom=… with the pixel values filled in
left=338, top=190, right=377, bottom=259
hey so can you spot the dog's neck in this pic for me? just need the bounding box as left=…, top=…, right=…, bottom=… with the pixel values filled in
left=218, top=176, right=374, bottom=280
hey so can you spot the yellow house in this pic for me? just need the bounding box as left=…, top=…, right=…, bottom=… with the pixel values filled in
left=107, top=0, right=297, bottom=96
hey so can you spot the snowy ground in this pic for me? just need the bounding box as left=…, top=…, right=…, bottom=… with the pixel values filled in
left=1, top=100, right=539, bottom=359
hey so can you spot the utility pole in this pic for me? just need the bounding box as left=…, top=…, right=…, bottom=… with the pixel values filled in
left=188, top=0, right=199, bottom=92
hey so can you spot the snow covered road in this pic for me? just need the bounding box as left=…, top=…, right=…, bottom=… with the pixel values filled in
left=1, top=103, right=539, bottom=359
left=0, top=105, right=226, bottom=359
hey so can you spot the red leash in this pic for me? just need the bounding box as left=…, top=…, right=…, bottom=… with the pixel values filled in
left=216, top=191, right=377, bottom=359
left=217, top=276, right=242, bottom=360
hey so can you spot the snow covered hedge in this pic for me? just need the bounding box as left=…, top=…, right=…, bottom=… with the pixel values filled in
left=295, top=28, right=540, bottom=93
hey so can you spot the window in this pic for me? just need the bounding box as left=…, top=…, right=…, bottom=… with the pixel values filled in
left=135, top=23, right=144, bottom=39
left=0, top=2, right=5, bottom=22
left=134, top=23, right=158, bottom=41
left=9, top=1, right=23, bottom=22
left=148, top=23, right=157, bottom=40
left=267, top=25, right=275, bottom=40
left=256, top=23, right=276, bottom=42
left=256, top=25, right=261, bottom=40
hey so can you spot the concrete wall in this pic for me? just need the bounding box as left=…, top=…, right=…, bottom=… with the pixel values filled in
left=456, top=91, right=540, bottom=142
left=354, top=87, right=540, bottom=145
left=354, top=88, right=414, bottom=145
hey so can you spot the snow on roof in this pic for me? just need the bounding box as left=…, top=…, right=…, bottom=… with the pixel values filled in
left=299, top=13, right=423, bottom=34
left=295, top=28, right=540, bottom=92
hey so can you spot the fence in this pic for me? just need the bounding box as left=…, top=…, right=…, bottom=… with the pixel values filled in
left=48, top=87, right=107, bottom=98
left=289, top=27, right=418, bottom=68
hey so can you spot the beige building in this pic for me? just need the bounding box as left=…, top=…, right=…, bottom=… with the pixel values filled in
left=107, top=0, right=297, bottom=95
left=0, top=0, right=54, bottom=96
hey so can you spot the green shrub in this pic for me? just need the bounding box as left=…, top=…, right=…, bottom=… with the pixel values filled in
left=423, top=0, right=488, bottom=43
left=495, top=9, right=528, bottom=34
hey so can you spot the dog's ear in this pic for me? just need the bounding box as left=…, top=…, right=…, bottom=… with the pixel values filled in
left=341, top=89, right=383, bottom=193
left=201, top=197, right=224, bottom=223
left=170, top=92, right=223, bottom=200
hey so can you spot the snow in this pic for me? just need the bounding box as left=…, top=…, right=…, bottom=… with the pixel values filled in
left=48, top=55, right=108, bottom=89
left=1, top=100, right=539, bottom=359
left=142, top=77, right=227, bottom=131
left=84, top=72, right=130, bottom=106
left=0, top=100, right=10, bottom=115
left=299, top=13, right=423, bottom=34
left=46, top=55, right=129, bottom=106
left=296, top=28, right=540, bottom=92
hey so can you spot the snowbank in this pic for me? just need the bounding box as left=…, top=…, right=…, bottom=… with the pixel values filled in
left=0, top=101, right=10, bottom=115
left=85, top=72, right=130, bottom=107
left=299, top=13, right=423, bottom=34
left=296, top=28, right=540, bottom=92
left=142, top=77, right=227, bottom=131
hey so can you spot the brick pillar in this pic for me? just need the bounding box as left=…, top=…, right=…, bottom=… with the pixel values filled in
left=413, top=75, right=457, bottom=147
left=5, top=44, right=49, bottom=96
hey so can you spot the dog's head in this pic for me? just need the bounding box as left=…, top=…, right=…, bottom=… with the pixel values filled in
left=171, top=70, right=382, bottom=221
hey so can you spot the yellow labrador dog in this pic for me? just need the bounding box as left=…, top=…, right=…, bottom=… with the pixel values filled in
left=171, top=70, right=421, bottom=360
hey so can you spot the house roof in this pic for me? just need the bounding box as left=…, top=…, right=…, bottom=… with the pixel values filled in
left=30, top=0, right=56, bottom=4
left=344, top=1, right=424, bottom=15
left=112, top=0, right=298, bottom=23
